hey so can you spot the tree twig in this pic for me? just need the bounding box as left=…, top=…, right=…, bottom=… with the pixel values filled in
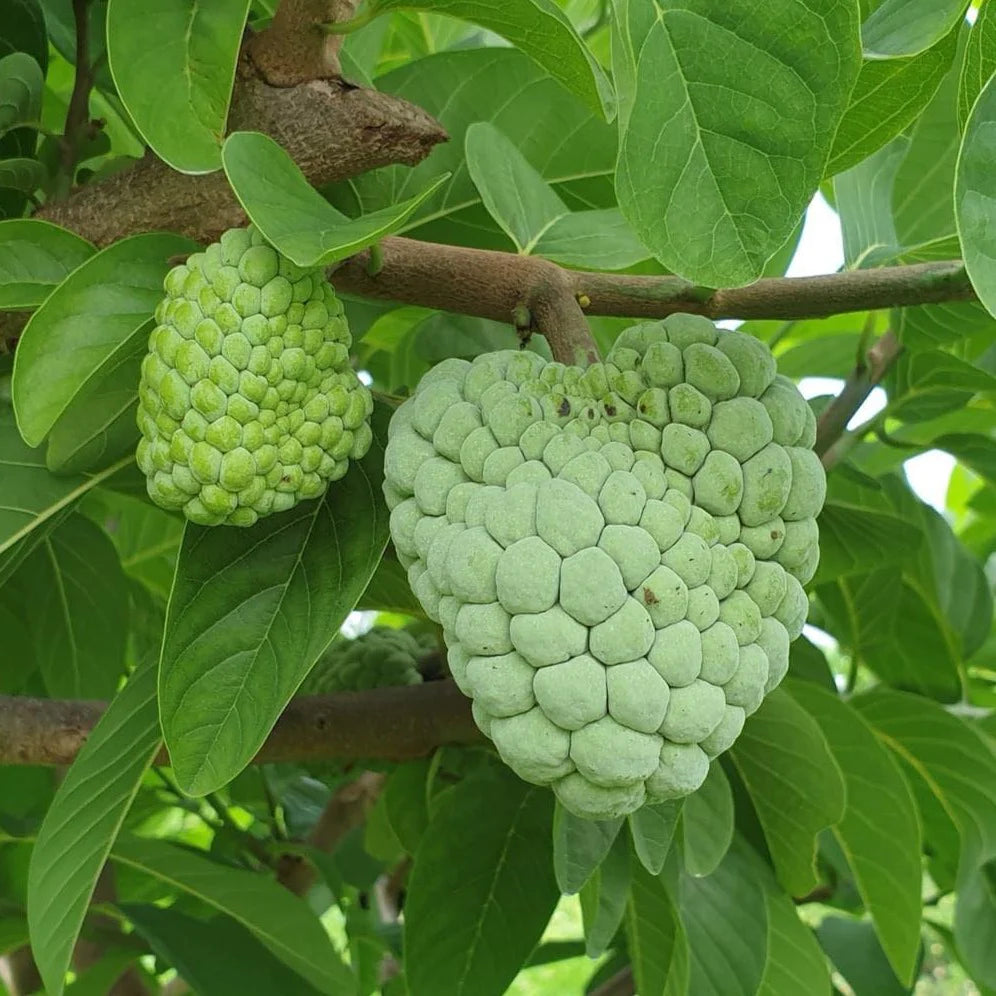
left=52, top=0, right=97, bottom=199
left=0, top=682, right=482, bottom=768
left=590, top=966, right=635, bottom=996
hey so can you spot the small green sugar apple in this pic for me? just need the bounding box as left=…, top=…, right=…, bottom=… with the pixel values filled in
left=382, top=314, right=826, bottom=821
left=300, top=625, right=432, bottom=695
left=135, top=225, right=374, bottom=526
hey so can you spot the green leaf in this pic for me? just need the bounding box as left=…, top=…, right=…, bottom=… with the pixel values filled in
left=464, top=121, right=568, bottom=253
left=403, top=767, right=559, bottom=996
left=0, top=219, right=93, bottom=309
left=862, top=0, right=968, bottom=58
left=889, top=349, right=996, bottom=422
left=121, top=904, right=325, bottom=995
left=897, top=299, right=995, bottom=351
left=0, top=0, right=47, bottom=73
left=756, top=886, right=832, bottom=996
left=159, top=405, right=391, bottom=796
left=615, top=0, right=860, bottom=286
left=11, top=232, right=196, bottom=447
left=13, top=513, right=129, bottom=698
left=356, top=557, right=425, bottom=617
left=579, top=830, right=630, bottom=958
left=552, top=802, right=623, bottom=894
left=326, top=49, right=616, bottom=244
left=816, top=916, right=910, bottom=996
left=789, top=681, right=922, bottom=984
left=369, top=0, right=613, bottom=118
left=955, top=77, right=996, bottom=314
left=533, top=209, right=648, bottom=271
left=814, top=500, right=923, bottom=584
left=0, top=156, right=42, bottom=192
left=106, top=0, right=250, bottom=173
left=826, top=28, right=958, bottom=177
left=957, top=858, right=996, bottom=989
left=628, top=800, right=681, bottom=875
left=383, top=759, right=431, bottom=856
left=26, top=659, right=160, bottom=996
left=937, top=431, right=996, bottom=490
left=960, top=0, right=996, bottom=124
left=678, top=837, right=768, bottom=996
left=110, top=836, right=352, bottom=994
left=681, top=763, right=734, bottom=878
left=730, top=688, right=846, bottom=896
left=0, top=52, right=42, bottom=136
left=625, top=853, right=687, bottom=996
left=222, top=131, right=448, bottom=267
left=0, top=916, right=28, bottom=956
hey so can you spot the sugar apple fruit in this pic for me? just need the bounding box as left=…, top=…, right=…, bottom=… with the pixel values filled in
left=300, top=625, right=432, bottom=695
left=382, top=314, right=826, bottom=821
left=135, top=225, right=374, bottom=527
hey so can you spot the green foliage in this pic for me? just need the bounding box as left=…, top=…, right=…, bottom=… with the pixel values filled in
left=1, top=2, right=995, bottom=994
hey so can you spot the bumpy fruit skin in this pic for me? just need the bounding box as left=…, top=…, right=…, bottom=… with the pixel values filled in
left=300, top=626, right=430, bottom=695
left=135, top=225, right=374, bottom=527
left=383, top=314, right=826, bottom=820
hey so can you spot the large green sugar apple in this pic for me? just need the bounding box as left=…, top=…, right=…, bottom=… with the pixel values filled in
left=135, top=225, right=374, bottom=526
left=300, top=625, right=433, bottom=695
left=382, top=314, right=826, bottom=820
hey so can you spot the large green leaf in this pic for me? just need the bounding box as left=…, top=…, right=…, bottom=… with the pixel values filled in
left=615, top=0, right=860, bottom=286
left=680, top=763, right=734, bottom=878
left=159, top=405, right=391, bottom=796
left=626, top=853, right=688, bottom=996
left=0, top=52, right=42, bottom=135
left=960, top=0, right=996, bottom=124
left=13, top=513, right=129, bottom=698
left=531, top=208, right=648, bottom=270
left=11, top=232, right=195, bottom=447
left=222, top=131, right=448, bottom=267
left=552, top=802, right=623, bottom=895
left=383, top=759, right=431, bottom=856
left=790, top=682, right=922, bottom=984
left=578, top=830, right=630, bottom=958
left=0, top=156, right=42, bottom=192
left=628, top=800, right=681, bottom=875
left=403, top=767, right=558, bottom=996
left=329, top=49, right=617, bottom=247
left=730, top=688, right=846, bottom=896
left=369, top=0, right=613, bottom=118
left=957, top=72, right=996, bottom=318
left=26, top=659, right=160, bottom=996
left=0, top=0, right=47, bottom=71
left=826, top=28, right=958, bottom=177
left=106, top=0, right=249, bottom=173
left=0, top=218, right=93, bottom=309
left=110, top=836, right=352, bottom=993
left=862, top=0, right=968, bottom=58
left=816, top=916, right=911, bottom=996
left=756, top=886, right=832, bottom=996
left=121, top=904, right=324, bottom=996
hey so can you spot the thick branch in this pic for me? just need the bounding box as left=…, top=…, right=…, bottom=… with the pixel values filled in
left=0, top=682, right=482, bottom=767
left=37, top=69, right=446, bottom=247
left=815, top=330, right=903, bottom=466
left=333, top=238, right=976, bottom=325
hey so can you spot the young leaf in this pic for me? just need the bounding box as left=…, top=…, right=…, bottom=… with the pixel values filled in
left=625, top=853, right=688, bottom=996
left=221, top=131, right=448, bottom=267
left=121, top=904, right=325, bottom=996
left=110, top=836, right=352, bottom=994
left=369, top=0, right=613, bottom=119
left=681, top=763, right=734, bottom=878
left=106, top=0, right=250, bottom=173
left=158, top=405, right=391, bottom=796
left=26, top=659, right=160, bottom=996
left=532, top=209, right=649, bottom=271
left=403, top=767, right=558, bottom=996
left=790, top=681, right=922, bottom=984
left=552, top=801, right=623, bottom=895
left=730, top=688, right=846, bottom=896
left=862, top=0, right=969, bottom=59
left=0, top=218, right=93, bottom=308
left=628, top=800, right=681, bottom=875
left=957, top=72, right=996, bottom=318
left=579, top=830, right=630, bottom=958
left=11, top=231, right=196, bottom=446
left=465, top=121, right=567, bottom=253
left=826, top=29, right=958, bottom=177
left=0, top=52, right=43, bottom=135
left=959, top=0, right=996, bottom=124
left=0, top=157, right=43, bottom=192
left=615, top=0, right=860, bottom=286
left=13, top=513, right=129, bottom=698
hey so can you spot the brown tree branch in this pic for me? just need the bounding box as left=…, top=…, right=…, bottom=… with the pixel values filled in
left=0, top=948, right=43, bottom=996
left=52, top=0, right=97, bottom=199
left=590, top=966, right=635, bottom=996
left=815, top=330, right=903, bottom=467
left=0, top=682, right=482, bottom=767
